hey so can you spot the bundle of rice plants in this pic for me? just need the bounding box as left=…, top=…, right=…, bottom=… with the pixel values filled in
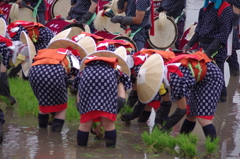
left=204, top=136, right=220, bottom=158
left=176, top=134, right=198, bottom=159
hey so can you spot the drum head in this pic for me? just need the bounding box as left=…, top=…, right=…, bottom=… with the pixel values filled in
left=10, top=5, right=38, bottom=23
left=147, top=16, right=177, bottom=49
left=113, top=36, right=138, bottom=52
left=51, top=0, right=71, bottom=19
left=62, top=23, right=85, bottom=35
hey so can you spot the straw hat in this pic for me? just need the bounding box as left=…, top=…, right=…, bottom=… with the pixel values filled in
left=80, top=50, right=130, bottom=76
left=50, top=27, right=83, bottom=43
left=137, top=54, right=164, bottom=104
left=77, top=36, right=96, bottom=54
left=114, top=46, right=126, bottom=61
left=47, top=38, right=87, bottom=60
left=84, top=25, right=91, bottom=33
left=0, top=18, right=6, bottom=37
left=20, top=31, right=36, bottom=77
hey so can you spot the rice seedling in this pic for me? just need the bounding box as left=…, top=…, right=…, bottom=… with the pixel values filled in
left=176, top=133, right=198, bottom=159
left=204, top=136, right=220, bottom=158
left=141, top=131, right=158, bottom=153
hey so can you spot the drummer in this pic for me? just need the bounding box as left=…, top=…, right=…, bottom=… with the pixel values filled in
left=66, top=0, right=97, bottom=33
left=111, top=0, right=151, bottom=51
left=18, top=0, right=46, bottom=25
left=183, top=0, right=234, bottom=102
left=73, top=49, right=132, bottom=148
left=156, top=0, right=186, bottom=49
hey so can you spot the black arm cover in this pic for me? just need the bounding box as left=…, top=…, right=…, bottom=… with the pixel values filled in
left=80, top=11, right=94, bottom=24
left=206, top=38, right=223, bottom=58
left=117, top=97, right=126, bottom=114
left=71, top=0, right=76, bottom=5
left=166, top=0, right=185, bottom=17
left=117, top=0, right=125, bottom=10
left=187, top=32, right=199, bottom=47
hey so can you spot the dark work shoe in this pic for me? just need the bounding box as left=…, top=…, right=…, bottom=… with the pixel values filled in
left=0, top=123, right=3, bottom=144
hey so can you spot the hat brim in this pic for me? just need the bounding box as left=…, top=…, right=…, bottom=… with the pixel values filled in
left=77, top=36, right=96, bottom=54
left=47, top=39, right=87, bottom=60
left=80, top=50, right=130, bottom=76
left=114, top=46, right=126, bottom=61
left=0, top=18, right=6, bottom=37
left=20, top=31, right=36, bottom=77
left=137, top=54, right=164, bottom=104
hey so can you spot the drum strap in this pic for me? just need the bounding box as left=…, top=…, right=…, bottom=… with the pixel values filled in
left=174, top=11, right=184, bottom=23
left=33, top=0, right=42, bottom=18
left=129, top=27, right=142, bottom=39
left=86, top=13, right=96, bottom=25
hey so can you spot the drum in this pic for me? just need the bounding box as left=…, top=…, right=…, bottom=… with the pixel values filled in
left=147, top=16, right=178, bottom=50
left=50, top=0, right=71, bottom=19
left=94, top=31, right=138, bottom=53
left=45, top=18, right=85, bottom=36
left=0, top=3, right=38, bottom=23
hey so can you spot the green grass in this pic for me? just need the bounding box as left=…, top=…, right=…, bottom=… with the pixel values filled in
left=6, top=77, right=79, bottom=121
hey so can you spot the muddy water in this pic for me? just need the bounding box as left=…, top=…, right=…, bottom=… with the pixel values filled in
left=1, top=63, right=240, bottom=159
left=1, top=0, right=240, bottom=158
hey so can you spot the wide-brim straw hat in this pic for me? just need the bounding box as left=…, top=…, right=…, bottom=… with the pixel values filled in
left=47, top=39, right=87, bottom=60
left=80, top=50, right=130, bottom=76
left=114, top=46, right=126, bottom=61
left=137, top=54, right=164, bottom=104
left=0, top=18, right=6, bottom=37
left=50, top=27, right=83, bottom=43
left=20, top=31, right=36, bottom=77
left=77, top=36, right=96, bottom=54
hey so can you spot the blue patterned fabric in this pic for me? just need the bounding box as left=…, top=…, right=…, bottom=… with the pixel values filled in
left=169, top=62, right=223, bottom=116
left=29, top=54, right=80, bottom=107
left=74, top=60, right=132, bottom=114
left=159, top=0, right=186, bottom=22
left=10, top=25, right=54, bottom=51
left=0, top=42, right=12, bottom=69
left=125, top=0, right=151, bottom=43
left=195, top=2, right=234, bottom=62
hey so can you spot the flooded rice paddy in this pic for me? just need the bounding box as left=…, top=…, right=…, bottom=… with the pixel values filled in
left=1, top=0, right=240, bottom=158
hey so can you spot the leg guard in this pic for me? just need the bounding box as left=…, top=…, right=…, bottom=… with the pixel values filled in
left=138, top=110, right=151, bottom=122
left=52, top=118, right=65, bottom=132
left=8, top=64, right=22, bottom=78
left=77, top=130, right=89, bottom=146
left=161, top=108, right=186, bottom=132
left=105, top=129, right=116, bottom=148
left=126, top=90, right=138, bottom=108
left=38, top=114, right=49, bottom=128
left=122, top=101, right=145, bottom=121
left=180, top=119, right=196, bottom=134
left=0, top=122, right=3, bottom=144
left=155, top=101, right=172, bottom=125
left=117, top=97, right=126, bottom=114
left=0, top=72, right=16, bottom=105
